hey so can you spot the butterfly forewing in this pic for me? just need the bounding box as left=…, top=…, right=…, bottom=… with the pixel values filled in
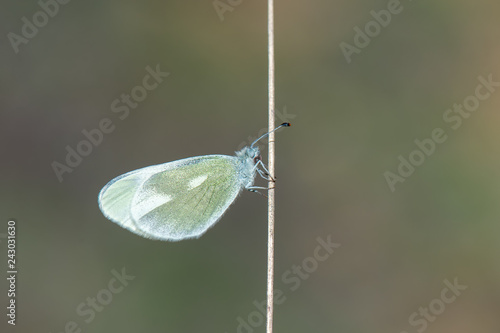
left=99, top=155, right=244, bottom=241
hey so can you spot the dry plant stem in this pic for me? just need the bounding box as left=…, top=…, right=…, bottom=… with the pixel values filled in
left=266, top=0, right=275, bottom=332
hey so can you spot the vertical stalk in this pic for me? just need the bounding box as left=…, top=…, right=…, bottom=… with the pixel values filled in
left=266, top=0, right=275, bottom=332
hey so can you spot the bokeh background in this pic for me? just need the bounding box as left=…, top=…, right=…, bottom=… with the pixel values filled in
left=1, top=0, right=500, bottom=332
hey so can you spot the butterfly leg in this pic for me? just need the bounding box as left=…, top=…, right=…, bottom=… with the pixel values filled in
left=254, top=160, right=276, bottom=182
left=257, top=169, right=272, bottom=181
left=247, top=187, right=268, bottom=198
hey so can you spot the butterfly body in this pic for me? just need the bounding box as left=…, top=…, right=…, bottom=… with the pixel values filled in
left=98, top=146, right=260, bottom=241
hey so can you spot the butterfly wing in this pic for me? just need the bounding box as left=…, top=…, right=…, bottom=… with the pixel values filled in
left=98, top=155, right=245, bottom=241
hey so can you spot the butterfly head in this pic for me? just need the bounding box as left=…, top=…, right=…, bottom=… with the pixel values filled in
left=235, top=146, right=261, bottom=164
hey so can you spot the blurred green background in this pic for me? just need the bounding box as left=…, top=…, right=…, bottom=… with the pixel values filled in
left=1, top=0, right=500, bottom=332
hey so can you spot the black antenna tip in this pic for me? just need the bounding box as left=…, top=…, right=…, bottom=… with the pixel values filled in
left=281, top=122, right=291, bottom=127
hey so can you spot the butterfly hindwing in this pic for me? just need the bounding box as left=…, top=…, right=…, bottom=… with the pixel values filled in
left=99, top=155, right=243, bottom=241
left=98, top=164, right=166, bottom=235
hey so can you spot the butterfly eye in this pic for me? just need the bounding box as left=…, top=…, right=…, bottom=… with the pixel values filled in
left=253, top=155, right=262, bottom=164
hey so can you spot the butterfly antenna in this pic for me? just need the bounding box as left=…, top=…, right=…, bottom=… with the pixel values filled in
left=251, top=122, right=291, bottom=148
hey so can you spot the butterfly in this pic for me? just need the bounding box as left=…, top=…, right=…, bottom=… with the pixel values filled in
left=98, top=122, right=290, bottom=241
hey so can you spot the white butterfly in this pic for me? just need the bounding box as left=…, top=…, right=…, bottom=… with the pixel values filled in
left=98, top=123, right=290, bottom=241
